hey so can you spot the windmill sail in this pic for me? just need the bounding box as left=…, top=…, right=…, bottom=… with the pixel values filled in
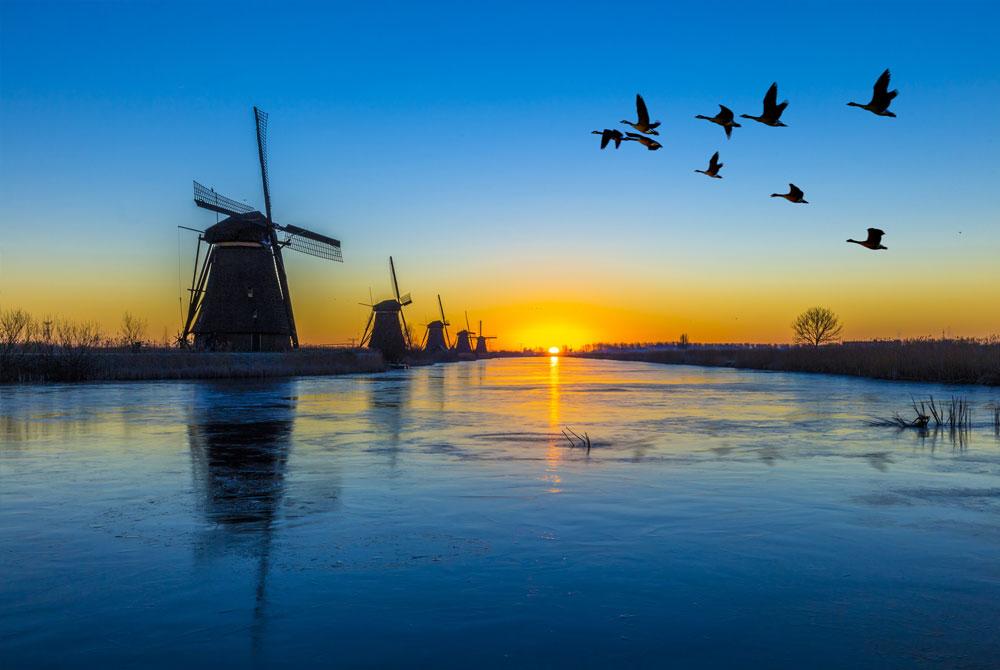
left=281, top=224, right=343, bottom=262
left=193, top=181, right=256, bottom=217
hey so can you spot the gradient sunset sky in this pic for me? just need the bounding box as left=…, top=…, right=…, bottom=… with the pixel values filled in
left=2, top=0, right=998, bottom=349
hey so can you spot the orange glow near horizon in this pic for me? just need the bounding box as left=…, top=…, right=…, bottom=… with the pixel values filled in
left=548, top=346, right=560, bottom=354
left=3, top=255, right=999, bottom=349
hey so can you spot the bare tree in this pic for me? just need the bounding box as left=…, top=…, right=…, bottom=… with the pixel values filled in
left=119, top=311, right=148, bottom=350
left=678, top=333, right=690, bottom=349
left=57, top=319, right=103, bottom=351
left=793, top=307, right=843, bottom=347
left=1, top=308, right=35, bottom=353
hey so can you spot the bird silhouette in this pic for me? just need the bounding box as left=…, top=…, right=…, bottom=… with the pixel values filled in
left=592, top=128, right=625, bottom=149
left=741, top=83, right=788, bottom=126
left=623, top=132, right=662, bottom=151
left=695, top=151, right=723, bottom=178
left=770, top=183, right=808, bottom=203
left=695, top=104, right=741, bottom=139
left=848, top=69, right=898, bottom=117
left=621, top=94, right=661, bottom=135
left=847, top=228, right=887, bottom=250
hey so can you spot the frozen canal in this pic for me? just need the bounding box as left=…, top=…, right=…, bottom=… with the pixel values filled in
left=2, top=357, right=1000, bottom=668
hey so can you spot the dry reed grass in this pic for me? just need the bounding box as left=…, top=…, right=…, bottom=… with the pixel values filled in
left=580, top=339, right=1000, bottom=386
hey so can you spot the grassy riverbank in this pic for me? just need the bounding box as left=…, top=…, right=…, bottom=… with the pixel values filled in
left=0, top=348, right=387, bottom=383
left=575, top=339, right=1000, bottom=386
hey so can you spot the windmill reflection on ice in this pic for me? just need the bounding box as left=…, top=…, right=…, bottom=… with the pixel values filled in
left=364, top=376, right=411, bottom=468
left=186, top=381, right=296, bottom=654
left=181, top=107, right=343, bottom=352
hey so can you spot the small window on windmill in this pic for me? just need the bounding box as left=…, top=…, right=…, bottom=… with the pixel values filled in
left=247, top=286, right=254, bottom=298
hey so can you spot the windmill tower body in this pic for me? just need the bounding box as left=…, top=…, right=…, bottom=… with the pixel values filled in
left=424, top=321, right=449, bottom=353
left=368, top=300, right=407, bottom=362
left=192, top=214, right=292, bottom=351
left=454, top=330, right=474, bottom=355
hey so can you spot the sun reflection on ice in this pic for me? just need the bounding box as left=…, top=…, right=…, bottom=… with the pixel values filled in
left=544, top=354, right=562, bottom=493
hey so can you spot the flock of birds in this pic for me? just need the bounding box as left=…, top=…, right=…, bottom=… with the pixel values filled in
left=592, top=69, right=899, bottom=252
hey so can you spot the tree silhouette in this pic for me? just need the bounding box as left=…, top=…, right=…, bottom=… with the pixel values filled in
left=793, top=307, right=843, bottom=347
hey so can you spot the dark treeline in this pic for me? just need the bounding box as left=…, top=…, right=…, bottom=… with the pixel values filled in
left=576, top=338, right=1000, bottom=386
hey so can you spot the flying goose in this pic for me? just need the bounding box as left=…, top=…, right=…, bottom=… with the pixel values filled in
left=847, top=228, right=887, bottom=250
left=592, top=128, right=625, bottom=149
left=623, top=132, right=662, bottom=151
left=695, top=151, right=723, bottom=178
left=741, top=82, right=788, bottom=126
left=770, top=183, right=808, bottom=203
left=847, top=69, right=898, bottom=117
left=621, top=94, right=661, bottom=135
left=695, top=104, right=741, bottom=139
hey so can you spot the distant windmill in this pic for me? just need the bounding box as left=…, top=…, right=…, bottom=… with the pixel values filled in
left=360, top=256, right=412, bottom=362
left=182, top=106, right=343, bottom=351
left=474, top=320, right=497, bottom=355
left=423, top=294, right=451, bottom=353
left=453, top=311, right=475, bottom=356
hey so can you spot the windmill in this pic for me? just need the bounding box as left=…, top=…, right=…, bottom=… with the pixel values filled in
left=474, top=320, right=497, bottom=355
left=423, top=294, right=451, bottom=353
left=181, top=106, right=343, bottom=352
left=360, top=256, right=412, bottom=362
left=453, top=310, right=475, bottom=356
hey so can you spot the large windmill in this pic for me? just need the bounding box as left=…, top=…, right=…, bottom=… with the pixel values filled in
left=474, top=320, right=497, bottom=355
left=453, top=311, right=475, bottom=356
left=181, top=106, right=343, bottom=352
left=422, top=295, right=451, bottom=353
left=360, top=256, right=412, bottom=362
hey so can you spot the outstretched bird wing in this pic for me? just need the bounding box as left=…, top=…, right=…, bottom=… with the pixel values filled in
left=874, top=69, right=891, bottom=98
left=789, top=184, right=804, bottom=199
left=718, top=104, right=734, bottom=122
left=636, top=94, right=650, bottom=126
left=600, top=130, right=611, bottom=149
left=763, top=83, right=778, bottom=113
left=866, top=228, right=885, bottom=244
left=709, top=152, right=720, bottom=169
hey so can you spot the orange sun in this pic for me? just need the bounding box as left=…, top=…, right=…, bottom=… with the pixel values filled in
left=548, top=346, right=560, bottom=355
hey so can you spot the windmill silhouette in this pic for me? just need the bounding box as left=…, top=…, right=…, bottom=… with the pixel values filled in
left=360, top=256, right=412, bottom=362
left=474, top=320, right=497, bottom=355
left=182, top=107, right=343, bottom=351
left=423, top=294, right=451, bottom=353
left=453, top=311, right=476, bottom=356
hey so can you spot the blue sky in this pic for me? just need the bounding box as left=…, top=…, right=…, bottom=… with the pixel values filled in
left=1, top=0, right=998, bottom=346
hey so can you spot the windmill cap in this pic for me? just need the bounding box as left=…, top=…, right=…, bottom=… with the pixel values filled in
left=204, top=213, right=269, bottom=244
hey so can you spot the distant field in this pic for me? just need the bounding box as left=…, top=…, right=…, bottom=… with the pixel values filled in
left=576, top=340, right=1000, bottom=386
